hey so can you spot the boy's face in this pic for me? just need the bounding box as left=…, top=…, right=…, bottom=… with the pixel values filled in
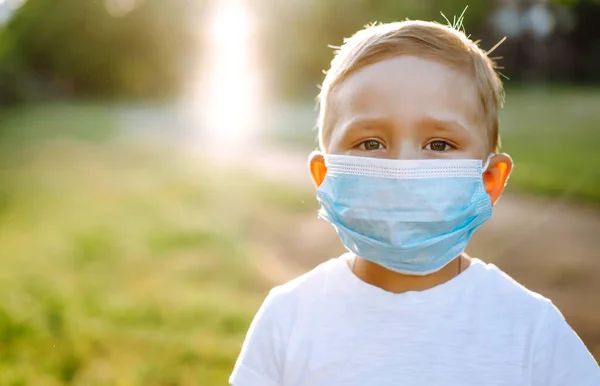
left=311, top=56, right=512, bottom=205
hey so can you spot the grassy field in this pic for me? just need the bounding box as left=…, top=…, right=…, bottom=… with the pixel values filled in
left=0, top=106, right=315, bottom=385
left=0, top=88, right=598, bottom=384
left=268, top=87, right=600, bottom=204
left=500, top=87, right=600, bottom=203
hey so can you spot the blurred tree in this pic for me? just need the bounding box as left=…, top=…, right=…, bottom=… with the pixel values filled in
left=0, top=0, right=193, bottom=104
left=569, top=1, right=600, bottom=81
left=258, top=0, right=493, bottom=100
left=1, top=0, right=599, bottom=104
left=259, top=0, right=600, bottom=100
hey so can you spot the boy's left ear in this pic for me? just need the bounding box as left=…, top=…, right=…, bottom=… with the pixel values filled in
left=308, top=151, right=327, bottom=187
left=483, top=153, right=513, bottom=206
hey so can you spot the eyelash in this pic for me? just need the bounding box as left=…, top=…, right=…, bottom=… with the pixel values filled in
left=357, top=139, right=384, bottom=151
left=424, top=140, right=456, bottom=152
left=356, top=139, right=457, bottom=151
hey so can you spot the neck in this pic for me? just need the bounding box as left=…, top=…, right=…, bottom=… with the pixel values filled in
left=351, top=254, right=471, bottom=294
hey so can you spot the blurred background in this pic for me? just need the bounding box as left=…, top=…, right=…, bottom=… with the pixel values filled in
left=0, top=0, right=599, bottom=384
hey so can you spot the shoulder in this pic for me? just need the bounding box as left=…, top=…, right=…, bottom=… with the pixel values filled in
left=469, top=258, right=552, bottom=317
left=259, top=256, right=345, bottom=318
left=471, top=258, right=549, bottom=302
left=235, top=259, right=342, bottom=357
left=229, top=259, right=343, bottom=386
left=267, top=256, right=343, bottom=304
left=470, top=260, right=599, bottom=382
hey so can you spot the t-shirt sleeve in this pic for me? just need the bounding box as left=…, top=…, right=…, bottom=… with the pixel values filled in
left=229, top=288, right=290, bottom=386
left=531, top=301, right=600, bottom=386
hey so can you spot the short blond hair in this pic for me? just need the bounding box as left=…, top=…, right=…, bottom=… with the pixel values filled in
left=317, top=20, right=504, bottom=152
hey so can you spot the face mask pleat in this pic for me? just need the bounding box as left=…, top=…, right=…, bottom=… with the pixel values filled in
left=316, top=156, right=493, bottom=275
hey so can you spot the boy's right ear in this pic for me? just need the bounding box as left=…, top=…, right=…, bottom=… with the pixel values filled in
left=308, top=151, right=327, bottom=187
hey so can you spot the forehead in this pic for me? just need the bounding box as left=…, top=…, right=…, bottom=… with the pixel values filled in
left=326, top=56, right=486, bottom=144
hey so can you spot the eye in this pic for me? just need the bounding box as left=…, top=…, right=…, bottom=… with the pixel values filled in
left=358, top=140, right=384, bottom=151
left=425, top=140, right=454, bottom=152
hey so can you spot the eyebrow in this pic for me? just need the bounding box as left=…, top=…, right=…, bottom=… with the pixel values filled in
left=338, top=115, right=392, bottom=134
left=339, top=115, right=471, bottom=136
left=421, top=116, right=471, bottom=135
left=328, top=116, right=389, bottom=147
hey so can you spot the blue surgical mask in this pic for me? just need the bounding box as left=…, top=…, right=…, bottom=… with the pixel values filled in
left=316, top=154, right=494, bottom=275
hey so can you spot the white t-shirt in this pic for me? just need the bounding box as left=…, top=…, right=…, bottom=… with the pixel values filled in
left=230, top=254, right=600, bottom=386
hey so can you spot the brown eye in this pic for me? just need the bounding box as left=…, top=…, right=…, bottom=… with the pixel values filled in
left=361, top=140, right=383, bottom=151
left=426, top=140, right=451, bottom=152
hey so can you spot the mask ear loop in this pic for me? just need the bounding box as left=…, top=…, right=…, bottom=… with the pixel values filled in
left=482, top=153, right=495, bottom=172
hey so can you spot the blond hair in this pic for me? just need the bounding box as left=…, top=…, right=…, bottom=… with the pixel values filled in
left=317, top=20, right=504, bottom=152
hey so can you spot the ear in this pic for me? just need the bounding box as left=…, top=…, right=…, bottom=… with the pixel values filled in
left=308, top=151, right=327, bottom=187
left=483, top=153, right=513, bottom=206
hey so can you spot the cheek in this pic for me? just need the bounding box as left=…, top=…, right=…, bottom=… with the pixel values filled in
left=458, top=147, right=487, bottom=160
left=458, top=130, right=489, bottom=159
left=326, top=134, right=351, bottom=154
left=472, top=119, right=492, bottom=156
left=326, top=126, right=360, bottom=153
left=324, top=123, right=347, bottom=153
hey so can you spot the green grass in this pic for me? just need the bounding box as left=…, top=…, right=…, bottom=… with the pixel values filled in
left=499, top=87, right=600, bottom=203
left=0, top=102, right=118, bottom=143
left=268, top=87, right=600, bottom=204
left=0, top=106, right=315, bottom=385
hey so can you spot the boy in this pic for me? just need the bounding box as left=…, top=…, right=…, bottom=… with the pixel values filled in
left=230, top=20, right=600, bottom=386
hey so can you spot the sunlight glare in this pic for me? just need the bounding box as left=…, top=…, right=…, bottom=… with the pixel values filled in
left=198, top=0, right=262, bottom=155
left=0, top=0, right=27, bottom=26
left=105, top=0, right=140, bottom=17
